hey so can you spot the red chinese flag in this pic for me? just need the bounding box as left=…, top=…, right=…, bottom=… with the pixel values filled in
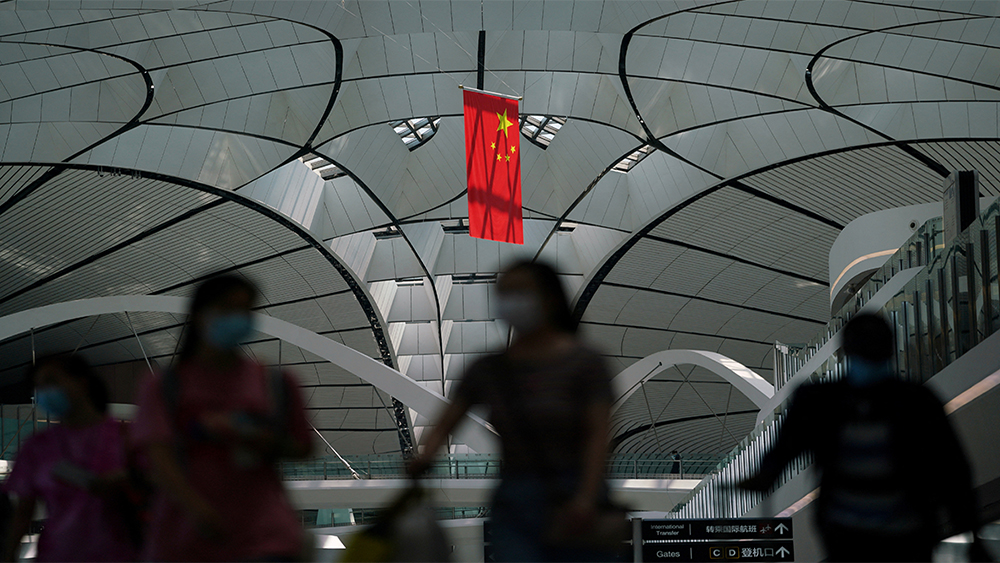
left=464, top=89, right=523, bottom=244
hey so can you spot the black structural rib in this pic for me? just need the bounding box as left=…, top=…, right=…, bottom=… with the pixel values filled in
left=186, top=6, right=417, bottom=457
left=0, top=198, right=226, bottom=308
left=311, top=151, right=446, bottom=372
left=531, top=143, right=644, bottom=263
left=0, top=39, right=155, bottom=221
left=581, top=321, right=777, bottom=348
left=477, top=30, right=486, bottom=90
left=617, top=9, right=848, bottom=232
left=601, top=281, right=825, bottom=326
left=573, top=3, right=871, bottom=325
left=0, top=244, right=314, bottom=347
left=644, top=235, right=829, bottom=287
left=572, top=184, right=721, bottom=322
left=5, top=163, right=398, bottom=372
left=0, top=164, right=411, bottom=451
left=800, top=18, right=989, bottom=178
left=610, top=409, right=759, bottom=450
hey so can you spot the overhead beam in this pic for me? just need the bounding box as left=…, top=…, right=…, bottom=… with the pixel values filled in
left=611, top=349, right=775, bottom=414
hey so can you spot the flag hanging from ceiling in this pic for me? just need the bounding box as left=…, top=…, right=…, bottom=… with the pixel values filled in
left=464, top=89, right=523, bottom=244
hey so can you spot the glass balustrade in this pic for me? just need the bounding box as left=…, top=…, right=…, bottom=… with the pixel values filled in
left=278, top=452, right=725, bottom=481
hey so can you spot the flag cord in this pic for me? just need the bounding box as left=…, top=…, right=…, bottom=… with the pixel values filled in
left=459, top=84, right=522, bottom=101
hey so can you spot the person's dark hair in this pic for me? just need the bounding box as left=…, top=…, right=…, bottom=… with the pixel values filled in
left=28, top=354, right=109, bottom=414
left=177, top=274, right=258, bottom=362
left=503, top=260, right=577, bottom=334
left=841, top=312, right=894, bottom=362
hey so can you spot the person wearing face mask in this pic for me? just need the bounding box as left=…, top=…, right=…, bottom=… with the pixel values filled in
left=2, top=355, right=139, bottom=562
left=739, top=312, right=977, bottom=562
left=131, top=274, right=314, bottom=562
left=408, top=261, right=620, bottom=562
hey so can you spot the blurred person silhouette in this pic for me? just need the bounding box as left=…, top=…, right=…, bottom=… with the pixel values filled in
left=2, top=354, right=139, bottom=562
left=408, top=260, right=622, bottom=562
left=132, top=274, right=314, bottom=561
left=740, top=312, right=977, bottom=562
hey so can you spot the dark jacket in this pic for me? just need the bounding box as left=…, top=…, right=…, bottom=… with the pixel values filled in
left=757, top=379, right=976, bottom=540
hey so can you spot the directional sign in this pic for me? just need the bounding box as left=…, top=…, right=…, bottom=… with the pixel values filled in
left=644, top=521, right=690, bottom=540
left=643, top=519, right=793, bottom=541
left=642, top=543, right=694, bottom=562
left=643, top=541, right=794, bottom=562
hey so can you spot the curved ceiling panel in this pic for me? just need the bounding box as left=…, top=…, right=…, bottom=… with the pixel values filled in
left=659, top=109, right=885, bottom=179
left=70, top=125, right=299, bottom=189
left=0, top=162, right=404, bottom=455
left=4, top=0, right=1000, bottom=459
left=0, top=44, right=148, bottom=162
left=611, top=365, right=760, bottom=455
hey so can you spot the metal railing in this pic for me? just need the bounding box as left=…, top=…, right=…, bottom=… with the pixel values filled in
left=0, top=405, right=50, bottom=462
left=0, top=416, right=720, bottom=483
left=672, top=198, right=1000, bottom=519
left=280, top=452, right=724, bottom=481
left=772, top=342, right=804, bottom=391
left=304, top=506, right=490, bottom=528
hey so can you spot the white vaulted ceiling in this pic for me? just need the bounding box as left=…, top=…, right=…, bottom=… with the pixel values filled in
left=2, top=1, right=999, bottom=457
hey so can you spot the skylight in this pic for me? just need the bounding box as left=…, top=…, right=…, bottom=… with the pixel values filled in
left=390, top=117, right=441, bottom=150
left=301, top=154, right=346, bottom=180
left=520, top=115, right=566, bottom=148
left=373, top=226, right=402, bottom=240
left=614, top=145, right=656, bottom=172
left=452, top=273, right=497, bottom=285
left=441, top=218, right=470, bottom=234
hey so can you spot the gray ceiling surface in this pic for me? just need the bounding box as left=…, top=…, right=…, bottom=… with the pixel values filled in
left=2, top=0, right=999, bottom=456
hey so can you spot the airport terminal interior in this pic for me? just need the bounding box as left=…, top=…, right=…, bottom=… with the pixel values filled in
left=2, top=0, right=1000, bottom=560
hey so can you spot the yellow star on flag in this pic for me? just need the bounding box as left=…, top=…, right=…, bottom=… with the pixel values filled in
left=496, top=109, right=514, bottom=138
left=511, top=146, right=516, bottom=153
left=497, top=153, right=502, bottom=161
left=505, top=155, right=510, bottom=162
left=491, top=142, right=496, bottom=149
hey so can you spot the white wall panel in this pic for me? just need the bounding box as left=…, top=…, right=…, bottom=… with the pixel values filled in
left=624, top=151, right=719, bottom=228
left=398, top=116, right=465, bottom=215
left=69, top=126, right=294, bottom=189
left=401, top=222, right=445, bottom=273
left=235, top=159, right=324, bottom=233
left=841, top=102, right=1000, bottom=142
left=566, top=171, right=634, bottom=231
left=317, top=124, right=409, bottom=213
left=568, top=225, right=628, bottom=284
left=328, top=231, right=378, bottom=278
left=322, top=177, right=392, bottom=238
left=537, top=119, right=639, bottom=217
left=603, top=238, right=683, bottom=289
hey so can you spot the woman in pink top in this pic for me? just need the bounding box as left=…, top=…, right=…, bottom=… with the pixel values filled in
left=3, top=355, right=139, bottom=562
left=132, top=275, right=314, bottom=561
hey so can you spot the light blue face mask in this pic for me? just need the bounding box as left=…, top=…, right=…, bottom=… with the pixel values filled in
left=845, top=357, right=893, bottom=387
left=206, top=314, right=254, bottom=350
left=36, top=386, right=71, bottom=418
